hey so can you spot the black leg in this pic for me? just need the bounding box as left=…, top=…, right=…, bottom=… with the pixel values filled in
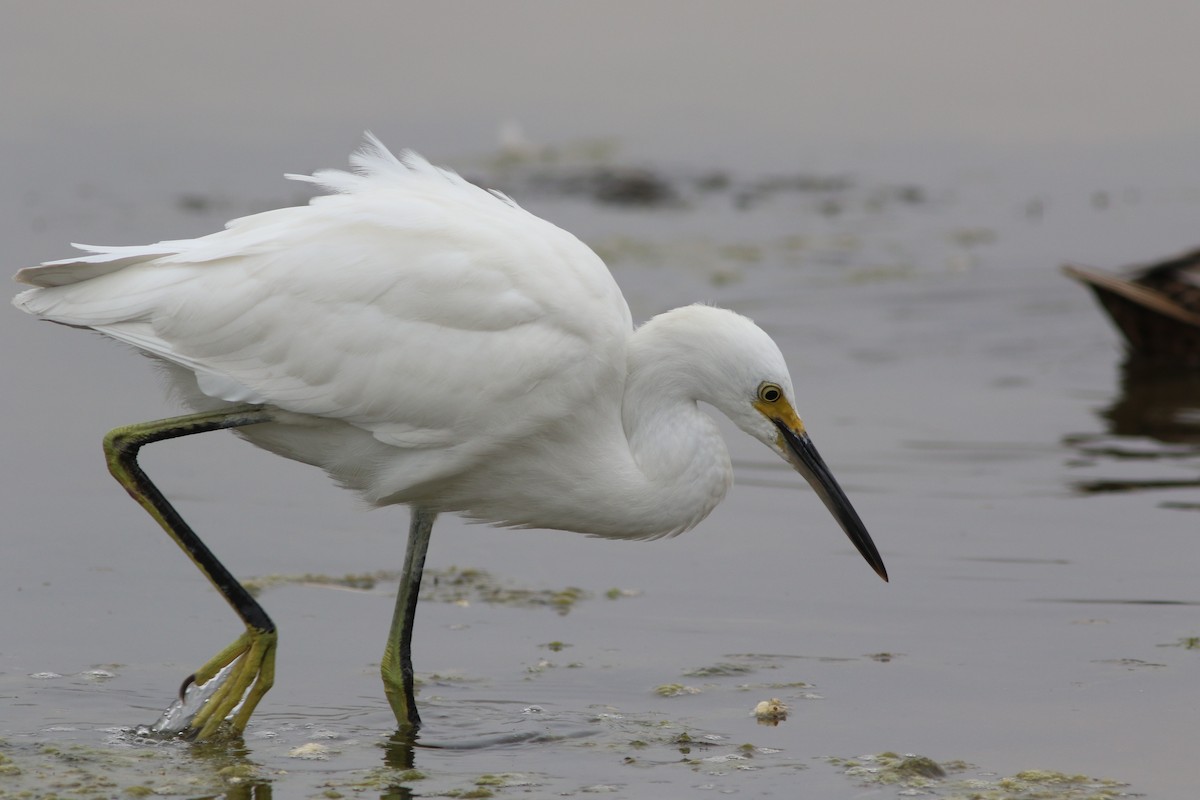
left=104, top=403, right=277, bottom=739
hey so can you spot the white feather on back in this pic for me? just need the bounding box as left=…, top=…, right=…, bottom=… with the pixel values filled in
left=13, top=135, right=632, bottom=504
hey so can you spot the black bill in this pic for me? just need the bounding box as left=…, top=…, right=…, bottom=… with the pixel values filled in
left=774, top=421, right=888, bottom=581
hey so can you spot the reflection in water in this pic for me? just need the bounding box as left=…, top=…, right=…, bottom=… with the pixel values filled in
left=224, top=782, right=273, bottom=800
left=1103, top=357, right=1200, bottom=443
left=381, top=731, right=418, bottom=800
left=377, top=723, right=593, bottom=798
left=1066, top=356, right=1200, bottom=497
left=181, top=736, right=272, bottom=798
left=1063, top=248, right=1200, bottom=495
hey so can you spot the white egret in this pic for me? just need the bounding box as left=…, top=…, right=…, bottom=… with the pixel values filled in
left=12, top=135, right=887, bottom=740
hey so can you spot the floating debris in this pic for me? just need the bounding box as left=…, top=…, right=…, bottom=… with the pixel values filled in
left=287, top=742, right=333, bottom=760
left=1064, top=247, right=1200, bottom=362
left=752, top=698, right=789, bottom=725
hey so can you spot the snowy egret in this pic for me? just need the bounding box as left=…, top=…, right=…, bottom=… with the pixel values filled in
left=12, top=135, right=887, bottom=740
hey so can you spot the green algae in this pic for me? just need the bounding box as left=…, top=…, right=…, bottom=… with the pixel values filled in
left=734, top=681, right=810, bottom=691
left=1160, top=635, right=1200, bottom=649
left=240, top=565, right=591, bottom=614
left=0, top=738, right=265, bottom=799
left=682, top=662, right=756, bottom=678
left=829, top=752, right=1131, bottom=799
left=241, top=569, right=402, bottom=596
left=317, top=765, right=425, bottom=795
left=426, top=566, right=587, bottom=614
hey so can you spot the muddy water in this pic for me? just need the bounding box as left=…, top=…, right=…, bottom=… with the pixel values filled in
left=3, top=3, right=1200, bottom=798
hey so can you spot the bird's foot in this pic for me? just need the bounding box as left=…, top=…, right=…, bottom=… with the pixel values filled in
left=149, top=627, right=277, bottom=741
left=381, top=676, right=421, bottom=735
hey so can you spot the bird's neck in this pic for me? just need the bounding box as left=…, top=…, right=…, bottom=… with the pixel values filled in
left=475, top=360, right=732, bottom=540
left=457, top=319, right=734, bottom=540
left=617, top=379, right=733, bottom=537
left=596, top=332, right=734, bottom=539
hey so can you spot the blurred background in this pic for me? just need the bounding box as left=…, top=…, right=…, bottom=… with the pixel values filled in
left=2, top=2, right=1199, bottom=797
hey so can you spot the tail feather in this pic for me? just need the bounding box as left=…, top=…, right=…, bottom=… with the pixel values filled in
left=15, top=243, right=188, bottom=288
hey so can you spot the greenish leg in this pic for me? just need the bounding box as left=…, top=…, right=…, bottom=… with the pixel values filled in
left=104, top=404, right=276, bottom=740
left=381, top=508, right=436, bottom=732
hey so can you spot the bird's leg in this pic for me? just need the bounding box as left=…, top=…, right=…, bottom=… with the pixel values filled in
left=381, top=508, right=436, bottom=733
left=103, top=404, right=276, bottom=740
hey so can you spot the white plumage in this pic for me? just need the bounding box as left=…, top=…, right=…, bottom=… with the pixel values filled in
left=13, top=135, right=884, bottom=736
left=13, top=136, right=767, bottom=537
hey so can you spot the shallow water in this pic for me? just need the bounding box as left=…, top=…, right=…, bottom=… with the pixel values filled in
left=3, top=3, right=1200, bottom=798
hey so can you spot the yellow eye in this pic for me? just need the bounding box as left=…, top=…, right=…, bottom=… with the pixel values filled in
left=757, top=382, right=783, bottom=403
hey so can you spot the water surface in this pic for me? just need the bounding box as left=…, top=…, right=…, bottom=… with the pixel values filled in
left=3, top=3, right=1199, bottom=797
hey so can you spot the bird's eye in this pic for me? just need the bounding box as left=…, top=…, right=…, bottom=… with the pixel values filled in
left=758, top=382, right=783, bottom=403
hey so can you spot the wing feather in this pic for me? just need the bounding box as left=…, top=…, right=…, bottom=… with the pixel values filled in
left=13, top=137, right=632, bottom=488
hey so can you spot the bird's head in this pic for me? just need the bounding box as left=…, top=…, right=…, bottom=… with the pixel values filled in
left=640, top=305, right=888, bottom=581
